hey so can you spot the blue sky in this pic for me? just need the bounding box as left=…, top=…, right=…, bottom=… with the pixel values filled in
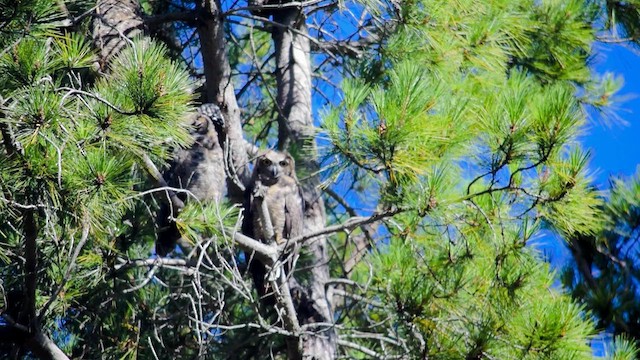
left=584, top=43, right=640, bottom=187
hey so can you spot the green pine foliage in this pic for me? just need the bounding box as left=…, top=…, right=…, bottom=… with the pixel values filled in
left=0, top=0, right=63, bottom=49
left=562, top=170, right=640, bottom=351
left=323, top=0, right=629, bottom=358
left=0, top=7, right=205, bottom=358
left=0, top=34, right=193, bottom=231
left=606, top=336, right=640, bottom=360
left=1, top=0, right=639, bottom=358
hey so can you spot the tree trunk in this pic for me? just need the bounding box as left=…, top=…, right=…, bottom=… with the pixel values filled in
left=92, top=0, right=144, bottom=70
left=273, top=8, right=338, bottom=359
left=196, top=0, right=254, bottom=202
left=1, top=187, right=70, bottom=359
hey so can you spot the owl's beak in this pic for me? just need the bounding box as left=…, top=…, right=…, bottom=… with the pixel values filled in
left=270, top=167, right=280, bottom=178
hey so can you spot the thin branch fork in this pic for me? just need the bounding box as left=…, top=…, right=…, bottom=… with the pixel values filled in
left=58, top=87, right=137, bottom=116
left=250, top=184, right=303, bottom=343
left=38, top=220, right=91, bottom=321
left=233, top=232, right=278, bottom=264
left=223, top=0, right=328, bottom=15
left=282, top=207, right=405, bottom=251
left=337, top=339, right=384, bottom=359
left=140, top=154, right=185, bottom=213
left=332, top=288, right=385, bottom=308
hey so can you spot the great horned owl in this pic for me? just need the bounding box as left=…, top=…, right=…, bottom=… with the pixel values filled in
left=247, top=150, right=304, bottom=244
left=243, top=150, right=304, bottom=300
left=156, top=104, right=225, bottom=256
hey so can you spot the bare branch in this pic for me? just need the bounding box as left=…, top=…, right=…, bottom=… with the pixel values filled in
left=332, top=288, right=385, bottom=308
left=223, top=0, right=328, bottom=15
left=38, top=220, right=90, bottom=321
left=145, top=11, right=200, bottom=28
left=115, top=257, right=190, bottom=271
left=284, top=207, right=405, bottom=249
left=123, top=265, right=160, bottom=293
left=140, top=154, right=185, bottom=211
left=233, top=232, right=278, bottom=263
left=22, top=330, right=70, bottom=360
left=59, top=87, right=137, bottom=115
left=337, top=339, right=384, bottom=358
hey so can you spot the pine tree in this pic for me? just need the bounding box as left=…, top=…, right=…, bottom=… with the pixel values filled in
left=559, top=1, right=640, bottom=356
left=0, top=0, right=637, bottom=359
left=561, top=171, right=640, bottom=358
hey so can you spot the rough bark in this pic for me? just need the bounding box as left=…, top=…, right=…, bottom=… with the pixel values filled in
left=194, top=1, right=337, bottom=355
left=272, top=8, right=337, bottom=359
left=92, top=0, right=144, bottom=70
left=273, top=11, right=314, bottom=149
left=194, top=2, right=333, bottom=357
left=196, top=0, right=255, bottom=203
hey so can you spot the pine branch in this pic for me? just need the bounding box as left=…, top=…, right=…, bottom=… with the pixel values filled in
left=38, top=220, right=90, bottom=322
left=337, top=339, right=384, bottom=358
left=140, top=154, right=185, bottom=212
left=0, top=320, right=70, bottom=360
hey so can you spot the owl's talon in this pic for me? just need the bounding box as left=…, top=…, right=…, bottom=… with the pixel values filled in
left=252, top=182, right=267, bottom=199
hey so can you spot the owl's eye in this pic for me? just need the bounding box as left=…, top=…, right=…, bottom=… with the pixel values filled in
left=279, top=160, right=288, bottom=166
left=261, top=158, right=272, bottom=166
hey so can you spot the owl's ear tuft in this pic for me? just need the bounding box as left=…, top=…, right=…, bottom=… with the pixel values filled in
left=284, top=152, right=297, bottom=177
left=284, top=152, right=295, bottom=164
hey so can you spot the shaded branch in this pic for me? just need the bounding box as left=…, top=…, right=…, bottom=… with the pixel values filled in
left=145, top=11, right=200, bottom=28
left=337, top=339, right=383, bottom=358
left=0, top=321, right=70, bottom=360
left=140, top=154, right=185, bottom=212
left=196, top=0, right=253, bottom=202
left=22, top=208, right=38, bottom=329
